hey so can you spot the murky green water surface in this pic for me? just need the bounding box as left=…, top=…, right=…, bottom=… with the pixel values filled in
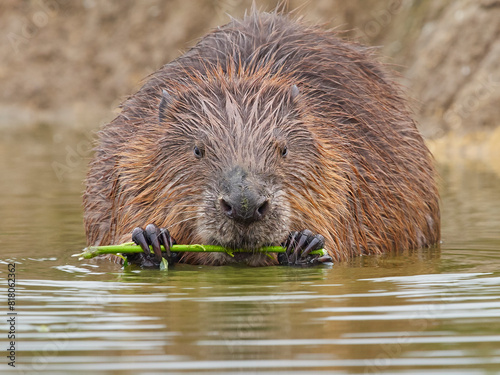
left=1, top=132, right=500, bottom=374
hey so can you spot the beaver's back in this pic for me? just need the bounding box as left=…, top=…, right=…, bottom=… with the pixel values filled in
left=84, top=12, right=439, bottom=261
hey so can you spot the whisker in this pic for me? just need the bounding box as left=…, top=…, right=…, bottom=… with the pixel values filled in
left=166, top=215, right=202, bottom=230
left=172, top=204, right=215, bottom=212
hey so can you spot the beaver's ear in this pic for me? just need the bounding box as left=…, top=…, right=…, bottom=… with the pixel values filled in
left=159, top=89, right=173, bottom=123
left=290, top=84, right=300, bottom=101
left=284, top=84, right=300, bottom=109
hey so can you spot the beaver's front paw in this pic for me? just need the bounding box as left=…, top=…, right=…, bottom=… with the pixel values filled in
left=278, top=229, right=332, bottom=266
left=128, top=224, right=179, bottom=268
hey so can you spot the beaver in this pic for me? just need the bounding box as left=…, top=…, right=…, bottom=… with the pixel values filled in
left=83, top=11, right=440, bottom=267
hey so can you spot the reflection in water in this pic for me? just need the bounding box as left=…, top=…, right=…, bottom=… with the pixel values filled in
left=1, top=133, right=500, bottom=374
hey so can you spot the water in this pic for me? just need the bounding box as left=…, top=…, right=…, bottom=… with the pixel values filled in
left=1, top=130, right=500, bottom=374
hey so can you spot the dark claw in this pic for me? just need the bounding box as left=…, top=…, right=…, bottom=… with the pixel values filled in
left=302, top=234, right=325, bottom=258
left=158, top=228, right=172, bottom=258
left=292, top=229, right=311, bottom=263
left=280, top=229, right=330, bottom=266
left=130, top=224, right=178, bottom=268
left=315, top=255, right=333, bottom=263
left=145, top=224, right=162, bottom=261
left=132, top=227, right=151, bottom=256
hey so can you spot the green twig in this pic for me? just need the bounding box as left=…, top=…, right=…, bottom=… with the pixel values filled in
left=73, top=242, right=326, bottom=260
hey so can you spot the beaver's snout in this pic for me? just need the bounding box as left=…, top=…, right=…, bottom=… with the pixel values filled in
left=219, top=166, right=270, bottom=225
left=219, top=195, right=269, bottom=224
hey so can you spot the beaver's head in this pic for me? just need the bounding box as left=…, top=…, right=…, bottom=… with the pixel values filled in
left=154, top=72, right=318, bottom=252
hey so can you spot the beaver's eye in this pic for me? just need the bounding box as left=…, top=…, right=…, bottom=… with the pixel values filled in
left=194, top=146, right=204, bottom=159
left=280, top=145, right=288, bottom=158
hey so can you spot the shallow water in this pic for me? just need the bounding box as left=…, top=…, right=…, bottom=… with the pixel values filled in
left=1, top=131, right=500, bottom=374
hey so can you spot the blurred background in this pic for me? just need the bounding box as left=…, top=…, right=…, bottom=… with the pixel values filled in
left=1, top=0, right=499, bottom=171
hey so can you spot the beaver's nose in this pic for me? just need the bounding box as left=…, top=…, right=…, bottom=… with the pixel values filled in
left=219, top=195, right=269, bottom=224
left=219, top=166, right=270, bottom=224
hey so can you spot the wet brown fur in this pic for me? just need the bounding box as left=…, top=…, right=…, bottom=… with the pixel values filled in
left=83, top=11, right=440, bottom=266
